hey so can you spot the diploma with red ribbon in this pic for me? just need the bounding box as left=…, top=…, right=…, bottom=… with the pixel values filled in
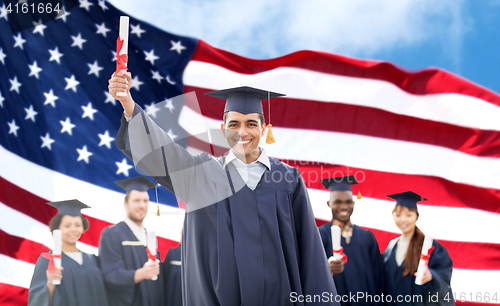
left=43, top=229, right=62, bottom=285
left=116, top=36, right=128, bottom=73
left=116, top=16, right=129, bottom=97
left=41, top=253, right=62, bottom=273
left=146, top=247, right=157, bottom=261
left=415, top=234, right=434, bottom=285
left=146, top=230, right=158, bottom=281
left=329, top=225, right=348, bottom=263
left=333, top=246, right=348, bottom=263
left=420, top=245, right=435, bottom=266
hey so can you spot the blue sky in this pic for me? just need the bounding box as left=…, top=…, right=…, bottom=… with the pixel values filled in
left=108, top=0, right=500, bottom=94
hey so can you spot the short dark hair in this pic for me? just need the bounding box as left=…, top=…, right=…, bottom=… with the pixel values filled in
left=124, top=190, right=133, bottom=203
left=223, top=112, right=265, bottom=127
left=49, top=213, right=89, bottom=233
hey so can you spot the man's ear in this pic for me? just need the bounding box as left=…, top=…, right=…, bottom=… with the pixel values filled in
left=261, top=123, right=266, bottom=137
left=327, top=200, right=330, bottom=208
left=221, top=123, right=226, bottom=137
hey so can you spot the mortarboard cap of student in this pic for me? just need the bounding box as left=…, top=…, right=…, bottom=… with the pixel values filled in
left=320, top=175, right=362, bottom=199
left=115, top=176, right=157, bottom=192
left=205, top=86, right=285, bottom=144
left=320, top=176, right=359, bottom=192
left=47, top=199, right=90, bottom=217
left=387, top=191, right=427, bottom=210
left=204, top=86, right=285, bottom=115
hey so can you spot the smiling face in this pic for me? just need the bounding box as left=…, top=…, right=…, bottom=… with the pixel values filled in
left=124, top=190, right=149, bottom=224
left=221, top=111, right=266, bottom=163
left=327, top=190, right=355, bottom=223
left=59, top=215, right=85, bottom=245
left=392, top=205, right=418, bottom=237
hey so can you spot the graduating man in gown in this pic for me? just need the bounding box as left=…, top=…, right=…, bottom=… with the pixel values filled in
left=318, top=176, right=385, bottom=306
left=98, top=177, right=164, bottom=306
left=28, top=200, right=108, bottom=306
left=383, top=192, right=454, bottom=306
left=108, top=71, right=338, bottom=305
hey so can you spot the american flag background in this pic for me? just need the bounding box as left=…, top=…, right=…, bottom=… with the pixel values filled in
left=1, top=0, right=499, bottom=305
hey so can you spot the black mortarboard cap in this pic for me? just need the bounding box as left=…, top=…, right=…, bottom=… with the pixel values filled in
left=321, top=176, right=359, bottom=192
left=204, top=86, right=285, bottom=115
left=387, top=191, right=427, bottom=210
left=47, top=199, right=90, bottom=217
left=115, top=176, right=157, bottom=192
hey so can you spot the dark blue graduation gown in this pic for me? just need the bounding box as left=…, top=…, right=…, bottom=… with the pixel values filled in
left=28, top=251, right=108, bottom=306
left=319, top=223, right=385, bottom=306
left=116, top=103, right=338, bottom=305
left=98, top=221, right=164, bottom=306
left=383, top=238, right=455, bottom=306
left=163, top=245, right=182, bottom=306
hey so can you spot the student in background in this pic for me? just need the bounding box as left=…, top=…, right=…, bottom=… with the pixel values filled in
left=383, top=191, right=454, bottom=306
left=28, top=200, right=108, bottom=306
left=99, top=177, right=164, bottom=306
left=318, top=176, right=385, bottom=306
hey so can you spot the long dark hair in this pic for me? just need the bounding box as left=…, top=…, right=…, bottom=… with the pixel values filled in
left=393, top=205, right=424, bottom=276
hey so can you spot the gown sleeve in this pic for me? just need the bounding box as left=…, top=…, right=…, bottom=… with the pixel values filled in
left=98, top=227, right=136, bottom=304
left=115, top=103, right=213, bottom=204
left=318, top=224, right=331, bottom=258
left=162, top=252, right=171, bottom=289
left=163, top=247, right=183, bottom=306
left=367, top=231, right=386, bottom=300
left=291, top=170, right=339, bottom=303
left=28, top=255, right=59, bottom=306
left=422, top=241, right=454, bottom=305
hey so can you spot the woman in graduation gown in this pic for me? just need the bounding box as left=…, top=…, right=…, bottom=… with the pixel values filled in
left=383, top=192, right=454, bottom=306
left=28, top=200, right=109, bottom=306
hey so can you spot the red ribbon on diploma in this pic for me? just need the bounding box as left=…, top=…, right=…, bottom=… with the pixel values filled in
left=420, top=245, right=435, bottom=269
left=333, top=246, right=348, bottom=263
left=115, top=36, right=128, bottom=74
left=41, top=253, right=62, bottom=274
left=146, top=248, right=157, bottom=262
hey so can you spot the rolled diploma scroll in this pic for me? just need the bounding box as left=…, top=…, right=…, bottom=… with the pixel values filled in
left=330, top=225, right=342, bottom=261
left=415, top=234, right=433, bottom=285
left=52, top=229, right=62, bottom=285
left=116, top=16, right=129, bottom=97
left=147, top=230, right=158, bottom=281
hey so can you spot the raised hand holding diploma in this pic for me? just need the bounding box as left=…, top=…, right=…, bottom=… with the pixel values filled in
left=415, top=233, right=434, bottom=285
left=116, top=16, right=129, bottom=97
left=147, top=230, right=158, bottom=281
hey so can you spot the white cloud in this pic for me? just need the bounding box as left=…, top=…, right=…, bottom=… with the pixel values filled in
left=108, top=0, right=470, bottom=61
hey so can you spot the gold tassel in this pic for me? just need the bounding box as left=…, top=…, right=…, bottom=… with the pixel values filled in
left=357, top=191, right=362, bottom=199
left=157, top=205, right=160, bottom=216
left=266, top=124, right=276, bottom=144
